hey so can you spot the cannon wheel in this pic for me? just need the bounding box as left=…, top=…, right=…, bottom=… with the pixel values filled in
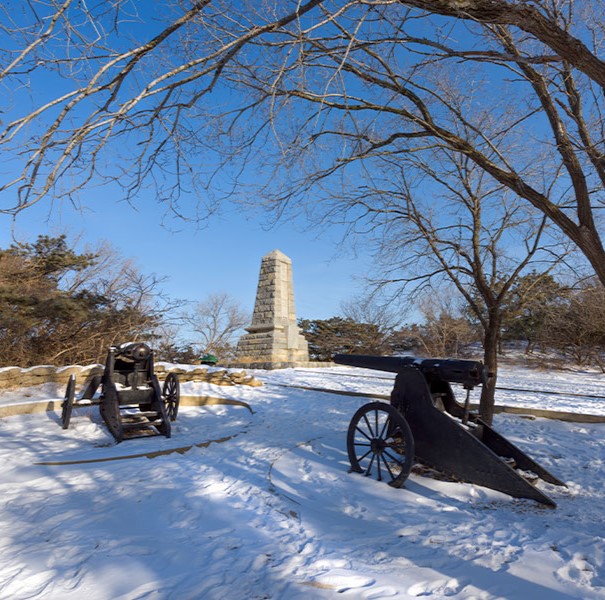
left=61, top=374, right=76, bottom=430
left=162, top=373, right=180, bottom=421
left=347, top=402, right=415, bottom=488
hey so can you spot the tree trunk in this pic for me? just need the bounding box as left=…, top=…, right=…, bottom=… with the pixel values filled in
left=479, top=311, right=501, bottom=426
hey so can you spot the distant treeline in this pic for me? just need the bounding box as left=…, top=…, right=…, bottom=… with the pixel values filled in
left=299, top=273, right=605, bottom=371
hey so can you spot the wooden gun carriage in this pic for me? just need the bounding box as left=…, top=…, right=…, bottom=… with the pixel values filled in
left=334, top=354, right=566, bottom=507
left=61, top=343, right=180, bottom=443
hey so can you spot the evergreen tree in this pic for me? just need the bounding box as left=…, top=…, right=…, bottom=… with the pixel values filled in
left=501, top=272, right=566, bottom=353
left=0, top=235, right=164, bottom=366
left=299, top=317, right=391, bottom=361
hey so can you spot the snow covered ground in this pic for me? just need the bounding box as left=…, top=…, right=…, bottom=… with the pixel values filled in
left=0, top=364, right=604, bottom=599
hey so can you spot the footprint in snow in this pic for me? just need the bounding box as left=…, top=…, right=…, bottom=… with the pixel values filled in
left=362, top=585, right=400, bottom=598
left=313, top=570, right=375, bottom=593
left=342, top=501, right=368, bottom=519
left=407, top=577, right=461, bottom=597
left=301, top=458, right=313, bottom=481
left=555, top=552, right=602, bottom=589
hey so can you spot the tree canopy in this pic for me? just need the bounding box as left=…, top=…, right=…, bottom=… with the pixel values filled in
left=1, top=1, right=605, bottom=286
left=299, top=316, right=393, bottom=360
left=0, top=235, right=166, bottom=366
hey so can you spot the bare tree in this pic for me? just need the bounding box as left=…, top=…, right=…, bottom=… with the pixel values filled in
left=49, top=244, right=181, bottom=363
left=414, top=294, right=477, bottom=359
left=341, top=294, right=402, bottom=338
left=183, top=292, right=249, bottom=359
left=1, top=0, right=604, bottom=289
left=0, top=1, right=325, bottom=216
left=351, top=146, right=569, bottom=422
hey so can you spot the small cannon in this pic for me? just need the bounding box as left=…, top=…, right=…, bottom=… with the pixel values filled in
left=61, top=343, right=180, bottom=443
left=334, top=354, right=566, bottom=507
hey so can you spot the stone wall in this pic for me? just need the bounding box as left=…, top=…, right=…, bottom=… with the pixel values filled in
left=155, top=365, right=263, bottom=387
left=0, top=364, right=263, bottom=391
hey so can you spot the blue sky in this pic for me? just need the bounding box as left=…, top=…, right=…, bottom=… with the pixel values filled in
left=0, top=1, right=563, bottom=333
left=0, top=2, right=381, bottom=328
left=0, top=192, right=372, bottom=322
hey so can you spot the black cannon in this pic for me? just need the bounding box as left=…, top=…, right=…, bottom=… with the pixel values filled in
left=334, top=354, right=566, bottom=507
left=61, top=343, right=180, bottom=443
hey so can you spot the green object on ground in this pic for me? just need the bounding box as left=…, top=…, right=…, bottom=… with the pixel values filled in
left=199, top=353, right=218, bottom=365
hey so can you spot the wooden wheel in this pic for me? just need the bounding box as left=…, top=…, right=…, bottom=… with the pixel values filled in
left=162, top=372, right=180, bottom=421
left=61, top=374, right=76, bottom=429
left=347, top=402, right=415, bottom=488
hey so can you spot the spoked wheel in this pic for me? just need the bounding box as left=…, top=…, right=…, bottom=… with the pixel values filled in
left=61, top=374, right=76, bottom=430
left=162, top=373, right=180, bottom=421
left=347, top=401, right=415, bottom=488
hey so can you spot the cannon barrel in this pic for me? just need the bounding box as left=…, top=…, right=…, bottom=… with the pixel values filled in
left=335, top=353, right=565, bottom=506
left=333, top=353, right=486, bottom=388
left=115, top=342, right=151, bottom=362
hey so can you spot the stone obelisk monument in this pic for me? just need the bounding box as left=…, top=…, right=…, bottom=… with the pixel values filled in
left=236, top=249, right=309, bottom=367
